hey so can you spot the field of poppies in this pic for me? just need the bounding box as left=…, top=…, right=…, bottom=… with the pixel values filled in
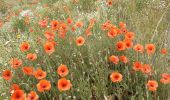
left=0, top=0, right=170, bottom=100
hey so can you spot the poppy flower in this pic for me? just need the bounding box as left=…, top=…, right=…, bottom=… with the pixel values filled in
left=125, top=32, right=135, bottom=40
left=124, top=39, right=133, bottom=49
left=20, top=42, right=30, bottom=52
left=133, top=61, right=142, bottom=71
left=110, top=72, right=123, bottom=83
left=57, top=78, right=72, bottom=91
left=34, top=69, right=47, bottom=80
left=58, top=31, right=66, bottom=38
left=10, top=58, right=22, bottom=69
left=57, top=65, right=69, bottom=77
left=51, top=20, right=59, bottom=31
left=2, top=70, right=12, bottom=81
left=59, top=23, right=68, bottom=31
left=44, top=41, right=55, bottom=55
left=10, top=84, right=20, bottom=94
left=160, top=48, right=168, bottom=55
left=67, top=17, right=73, bottom=25
left=39, top=20, right=47, bottom=28
left=107, top=0, right=113, bottom=6
left=147, top=80, right=158, bottom=92
left=85, top=27, right=92, bottom=36
left=44, top=30, right=55, bottom=40
left=11, top=90, right=25, bottom=100
left=27, top=91, right=39, bottom=100
left=71, top=26, right=76, bottom=32
left=76, top=36, right=85, bottom=46
left=141, top=64, right=152, bottom=74
left=22, top=67, right=33, bottom=75
left=160, top=73, right=170, bottom=84
left=119, top=56, right=128, bottom=63
left=109, top=55, right=119, bottom=64
left=101, top=21, right=112, bottom=31
left=37, top=79, right=51, bottom=92
left=133, top=44, right=144, bottom=53
left=26, top=53, right=37, bottom=61
left=145, top=44, right=156, bottom=55
left=75, top=22, right=83, bottom=28
left=107, top=28, right=117, bottom=38
left=116, top=41, right=126, bottom=51
left=119, top=22, right=126, bottom=28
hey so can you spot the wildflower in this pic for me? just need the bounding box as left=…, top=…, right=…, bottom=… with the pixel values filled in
left=22, top=67, right=33, bottom=75
left=125, top=32, right=135, bottom=40
left=116, top=41, right=126, bottom=51
left=44, top=30, right=55, bottom=40
left=57, top=65, right=69, bottom=77
left=147, top=80, right=158, bottom=92
left=26, top=53, right=37, bottom=61
left=160, top=48, right=167, bottom=55
left=76, top=36, right=85, bottom=46
left=57, top=78, right=72, bottom=91
left=160, top=73, right=170, bottom=84
left=124, top=39, right=133, bottom=49
left=110, top=72, right=123, bottom=83
left=107, top=28, right=117, bottom=38
left=20, top=42, right=30, bottom=52
left=44, top=41, right=55, bottom=55
left=2, top=70, right=12, bottom=81
left=119, top=22, right=126, bottom=28
left=37, top=80, right=51, bottom=92
left=59, top=23, right=68, bottom=31
left=119, top=56, right=128, bottom=63
left=27, top=91, right=39, bottom=100
left=101, top=21, right=112, bottom=30
left=145, top=44, right=156, bottom=55
left=51, top=20, right=59, bottom=31
left=107, top=0, right=113, bottom=6
left=109, top=55, right=119, bottom=64
left=141, top=64, right=152, bottom=74
left=75, top=21, right=83, bottom=28
left=34, top=69, right=47, bottom=80
left=67, top=17, right=73, bottom=25
left=39, top=20, right=47, bottom=28
left=133, top=44, right=144, bottom=53
left=133, top=61, right=142, bottom=71
left=10, top=58, right=22, bottom=69
left=11, top=90, right=25, bottom=100
left=10, top=84, right=20, bottom=93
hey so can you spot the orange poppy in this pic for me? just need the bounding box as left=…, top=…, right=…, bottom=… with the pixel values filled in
left=125, top=32, right=135, bottom=40
left=107, top=28, right=117, bottom=38
left=57, top=65, right=69, bottom=77
left=160, top=73, right=170, bottom=84
left=22, top=67, right=33, bottom=75
left=34, top=69, right=47, bottom=80
left=133, top=61, right=142, bottom=71
left=141, top=64, right=151, bottom=74
left=107, top=0, right=113, bottom=6
left=75, top=22, right=83, bottom=28
left=147, top=80, right=158, bottom=92
left=59, top=23, right=68, bottom=31
left=116, top=41, right=126, bottom=51
left=109, top=55, right=119, bottom=64
left=160, top=48, right=167, bottom=55
left=10, top=84, right=20, bottom=93
left=11, top=90, right=25, bottom=100
left=110, top=72, right=123, bottom=83
left=20, top=42, right=30, bottom=52
left=37, top=79, right=51, bottom=92
left=26, top=53, right=37, bottom=61
left=101, top=21, right=112, bottom=31
left=71, top=26, right=76, bottom=32
left=119, top=56, right=128, bottom=63
left=51, top=20, right=59, bottom=31
left=119, top=22, right=126, bottom=28
left=44, top=41, right=55, bottom=55
left=2, top=70, right=12, bottom=81
left=145, top=44, right=156, bottom=55
left=76, top=36, right=85, bottom=46
left=39, top=20, right=47, bottom=28
left=124, top=39, right=133, bottom=49
left=10, top=58, right=22, bottom=69
left=44, top=30, right=55, bottom=40
left=133, top=44, right=144, bottom=53
left=57, top=78, right=72, bottom=91
left=67, top=17, right=73, bottom=25
left=27, top=91, right=39, bottom=100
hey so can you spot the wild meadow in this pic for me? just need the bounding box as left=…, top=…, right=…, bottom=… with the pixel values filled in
left=0, top=0, right=170, bottom=100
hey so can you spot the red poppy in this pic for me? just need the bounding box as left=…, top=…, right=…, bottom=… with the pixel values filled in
left=44, top=41, right=55, bottom=55
left=109, top=55, right=119, bottom=64
left=51, top=20, right=59, bottom=31
left=57, top=78, right=72, bottom=91
left=57, top=65, right=69, bottom=77
left=34, top=69, right=47, bottom=80
left=27, top=91, right=39, bottom=100
left=22, top=66, right=33, bottom=75
left=133, top=44, right=144, bottom=53
left=10, top=58, right=22, bottom=69
left=147, top=80, right=158, bottom=92
left=44, top=30, right=55, bottom=40
left=2, top=69, right=12, bottom=81
left=110, top=72, right=123, bottom=83
left=11, top=90, right=25, bottom=100
left=116, top=41, right=126, bottom=51
left=26, top=53, right=37, bottom=61
left=20, top=42, right=30, bottom=52
left=145, top=44, right=156, bottom=55
left=37, top=80, right=51, bottom=92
